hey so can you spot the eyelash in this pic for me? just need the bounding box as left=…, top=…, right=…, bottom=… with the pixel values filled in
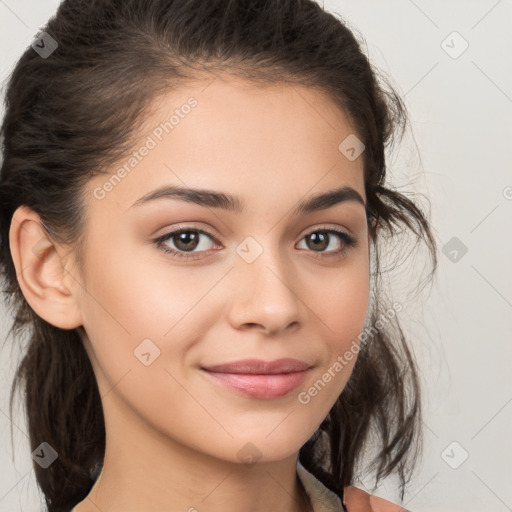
left=152, top=225, right=357, bottom=261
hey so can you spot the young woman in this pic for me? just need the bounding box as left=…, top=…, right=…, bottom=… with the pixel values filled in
left=0, top=1, right=437, bottom=511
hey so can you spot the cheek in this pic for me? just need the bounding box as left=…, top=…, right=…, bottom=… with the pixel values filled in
left=308, top=257, right=369, bottom=399
left=297, top=280, right=368, bottom=427
left=325, top=281, right=369, bottom=333
left=78, top=251, right=172, bottom=384
left=78, top=259, right=209, bottom=439
left=320, top=256, right=370, bottom=347
left=79, top=246, right=225, bottom=397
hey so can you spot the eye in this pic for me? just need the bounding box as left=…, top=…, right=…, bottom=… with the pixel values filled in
left=296, top=228, right=357, bottom=259
left=153, top=227, right=219, bottom=260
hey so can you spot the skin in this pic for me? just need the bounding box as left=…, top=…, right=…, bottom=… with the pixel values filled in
left=344, top=488, right=411, bottom=511
left=9, top=74, right=407, bottom=512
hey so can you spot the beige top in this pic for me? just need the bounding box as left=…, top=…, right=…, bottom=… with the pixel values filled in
left=297, top=460, right=345, bottom=512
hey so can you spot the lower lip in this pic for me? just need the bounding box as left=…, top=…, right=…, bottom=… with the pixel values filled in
left=201, top=369, right=311, bottom=399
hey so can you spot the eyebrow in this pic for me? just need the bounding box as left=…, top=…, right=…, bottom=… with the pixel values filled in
left=130, top=184, right=366, bottom=214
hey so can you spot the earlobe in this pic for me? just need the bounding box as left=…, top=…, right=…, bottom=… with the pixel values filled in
left=9, top=205, right=84, bottom=330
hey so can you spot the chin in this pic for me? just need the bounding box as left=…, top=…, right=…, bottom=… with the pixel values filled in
left=211, top=433, right=307, bottom=465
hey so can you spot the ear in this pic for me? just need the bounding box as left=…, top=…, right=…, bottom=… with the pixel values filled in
left=9, top=205, right=84, bottom=330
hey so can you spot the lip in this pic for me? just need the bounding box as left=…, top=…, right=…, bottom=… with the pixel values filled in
left=202, top=358, right=312, bottom=374
left=200, top=358, right=313, bottom=399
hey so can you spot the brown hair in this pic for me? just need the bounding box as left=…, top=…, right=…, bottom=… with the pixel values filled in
left=0, top=1, right=437, bottom=510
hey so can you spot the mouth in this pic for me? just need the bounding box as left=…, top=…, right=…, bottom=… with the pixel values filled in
left=200, top=358, right=313, bottom=399
left=202, top=358, right=312, bottom=374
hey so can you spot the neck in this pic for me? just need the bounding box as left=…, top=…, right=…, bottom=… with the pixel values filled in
left=70, top=389, right=312, bottom=512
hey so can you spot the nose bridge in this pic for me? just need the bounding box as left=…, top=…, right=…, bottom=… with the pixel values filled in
left=227, top=234, right=305, bottom=334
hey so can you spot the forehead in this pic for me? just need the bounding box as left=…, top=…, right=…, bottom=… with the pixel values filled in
left=85, top=74, right=365, bottom=214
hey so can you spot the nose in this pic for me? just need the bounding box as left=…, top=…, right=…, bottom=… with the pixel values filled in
left=226, top=248, right=307, bottom=336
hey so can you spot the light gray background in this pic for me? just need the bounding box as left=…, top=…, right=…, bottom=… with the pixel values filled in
left=1, top=1, right=511, bottom=510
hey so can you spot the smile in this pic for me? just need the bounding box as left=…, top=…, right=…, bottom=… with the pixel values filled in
left=200, top=369, right=312, bottom=399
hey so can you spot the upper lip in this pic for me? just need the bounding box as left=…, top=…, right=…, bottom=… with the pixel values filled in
left=202, top=358, right=313, bottom=375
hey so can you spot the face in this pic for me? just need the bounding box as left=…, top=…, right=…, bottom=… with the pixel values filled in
left=74, top=74, right=370, bottom=464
